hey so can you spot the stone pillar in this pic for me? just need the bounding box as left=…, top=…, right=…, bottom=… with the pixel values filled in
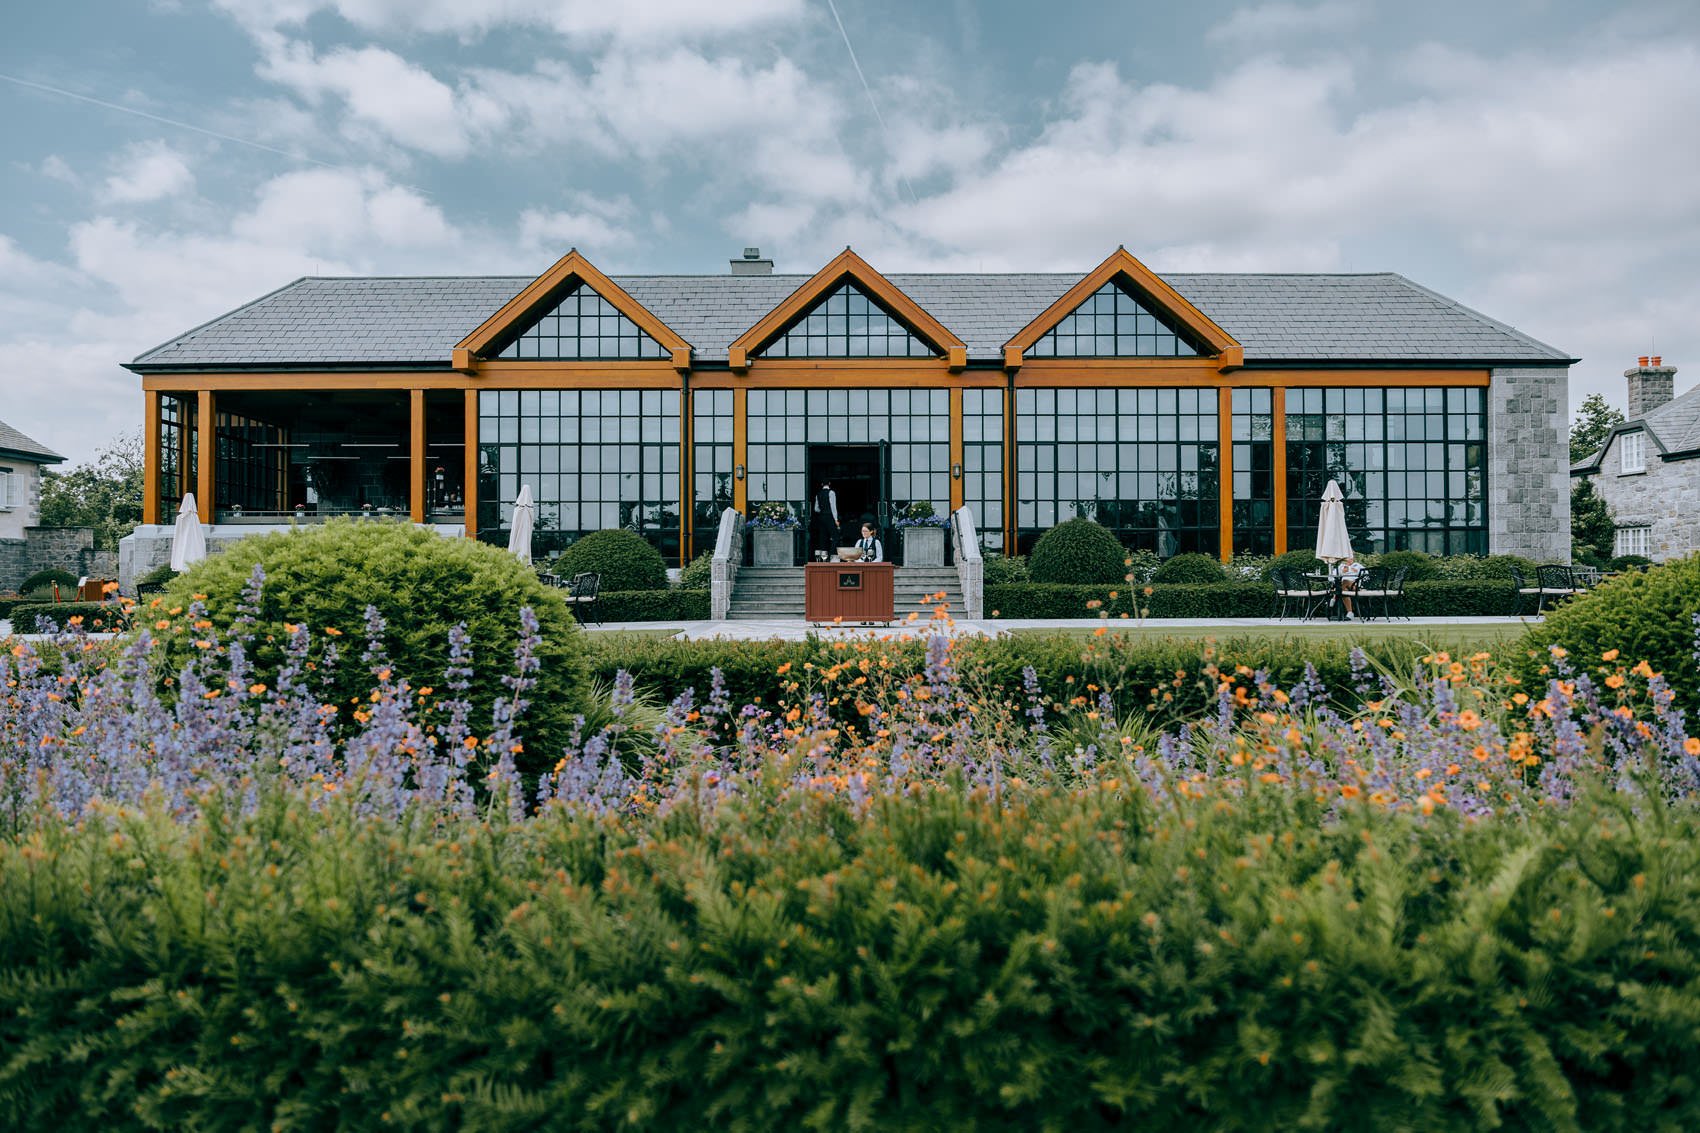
left=1487, top=366, right=1570, bottom=562
left=1626, top=356, right=1677, bottom=420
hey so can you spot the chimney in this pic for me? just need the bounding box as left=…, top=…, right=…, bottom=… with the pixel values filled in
left=730, top=247, right=774, bottom=276
left=1626, top=356, right=1677, bottom=419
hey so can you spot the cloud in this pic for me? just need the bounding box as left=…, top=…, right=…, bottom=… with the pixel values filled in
left=518, top=195, right=637, bottom=254
left=1206, top=1, right=1364, bottom=45
left=100, top=141, right=197, bottom=204
left=214, top=0, right=803, bottom=43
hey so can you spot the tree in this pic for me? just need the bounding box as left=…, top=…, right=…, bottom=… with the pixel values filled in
left=1569, top=393, right=1625, bottom=464
left=1570, top=477, right=1614, bottom=564
left=38, top=432, right=144, bottom=552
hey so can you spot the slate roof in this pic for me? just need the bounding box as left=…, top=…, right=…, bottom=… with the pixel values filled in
left=1573, top=381, right=1700, bottom=472
left=0, top=418, right=64, bottom=464
left=129, top=270, right=1572, bottom=369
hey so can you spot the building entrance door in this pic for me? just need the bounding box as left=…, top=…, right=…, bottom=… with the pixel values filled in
left=806, top=443, right=888, bottom=550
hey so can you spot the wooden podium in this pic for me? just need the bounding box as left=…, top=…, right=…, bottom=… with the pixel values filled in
left=804, top=562, right=895, bottom=624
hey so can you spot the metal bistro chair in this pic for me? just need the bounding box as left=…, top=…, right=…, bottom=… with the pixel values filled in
left=1570, top=565, right=1603, bottom=591
left=564, top=571, right=601, bottom=625
left=1284, top=567, right=1334, bottom=621
left=1351, top=566, right=1392, bottom=622
left=1508, top=565, right=1542, bottom=616
left=1535, top=564, right=1579, bottom=614
left=1270, top=567, right=1301, bottom=619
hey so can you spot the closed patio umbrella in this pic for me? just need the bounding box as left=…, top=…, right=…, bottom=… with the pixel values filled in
left=169, top=494, right=207, bottom=571
left=1315, top=479, right=1353, bottom=564
left=507, top=485, right=535, bottom=564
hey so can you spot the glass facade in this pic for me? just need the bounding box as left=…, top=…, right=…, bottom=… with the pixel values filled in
left=691, top=389, right=735, bottom=558
left=495, top=283, right=668, bottom=360
left=1014, top=387, right=1219, bottom=555
left=477, top=389, right=680, bottom=560
left=961, top=388, right=1005, bottom=552
left=158, top=394, right=189, bottom=507
left=746, top=388, right=950, bottom=521
left=215, top=412, right=288, bottom=513
left=1028, top=281, right=1199, bottom=358
left=756, top=283, right=935, bottom=358
left=1231, top=389, right=1274, bottom=556
left=1286, top=387, right=1487, bottom=556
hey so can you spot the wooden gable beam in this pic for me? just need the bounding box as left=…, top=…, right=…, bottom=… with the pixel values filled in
left=726, top=247, right=967, bottom=373
left=1002, top=246, right=1243, bottom=372
left=453, top=249, right=693, bottom=373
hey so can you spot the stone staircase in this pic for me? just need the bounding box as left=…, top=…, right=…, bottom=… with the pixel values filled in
left=726, top=565, right=967, bottom=621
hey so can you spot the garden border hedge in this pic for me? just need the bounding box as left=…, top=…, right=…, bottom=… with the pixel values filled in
left=985, top=579, right=1518, bottom=620
left=6, top=601, right=129, bottom=633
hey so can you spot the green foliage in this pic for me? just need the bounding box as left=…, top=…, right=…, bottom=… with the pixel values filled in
left=9, top=781, right=1699, bottom=1128
left=1570, top=391, right=1625, bottom=463
left=1028, top=518, right=1127, bottom=584
left=984, top=579, right=1517, bottom=619
left=981, top=554, right=1029, bottom=586
left=677, top=550, right=713, bottom=591
left=18, top=568, right=79, bottom=594
left=155, top=519, right=590, bottom=775
left=1265, top=548, right=1321, bottom=580
left=1150, top=551, right=1226, bottom=585
left=1519, top=552, right=1700, bottom=713
left=1370, top=549, right=1440, bottom=581
left=36, top=431, right=144, bottom=552
left=1571, top=479, right=1615, bottom=564
left=1123, top=547, right=1161, bottom=583
left=552, top=528, right=668, bottom=593
left=1434, top=553, right=1539, bottom=581
left=8, top=601, right=129, bottom=633
left=594, top=588, right=710, bottom=622
left=135, top=563, right=179, bottom=589
left=1608, top=555, right=1653, bottom=573
left=899, top=499, right=936, bottom=520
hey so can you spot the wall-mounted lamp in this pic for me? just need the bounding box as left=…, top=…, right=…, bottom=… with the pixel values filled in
left=951, top=462, right=963, bottom=480
left=735, top=464, right=745, bottom=481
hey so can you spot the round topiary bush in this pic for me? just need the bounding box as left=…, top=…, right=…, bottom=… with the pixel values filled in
left=1517, top=553, right=1700, bottom=714
left=155, top=519, right=590, bottom=777
left=1264, top=549, right=1321, bottom=581
left=1609, top=555, right=1653, bottom=573
left=678, top=551, right=713, bottom=591
left=20, top=568, right=79, bottom=595
left=1371, top=550, right=1440, bottom=581
left=1151, top=552, right=1226, bottom=585
left=553, top=529, right=667, bottom=593
left=1028, top=519, right=1127, bottom=585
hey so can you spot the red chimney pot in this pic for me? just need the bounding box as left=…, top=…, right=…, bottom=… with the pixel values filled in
left=1638, top=355, right=1650, bottom=366
left=1652, top=355, right=1662, bottom=366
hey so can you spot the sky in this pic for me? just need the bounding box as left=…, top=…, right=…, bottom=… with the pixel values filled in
left=2, top=0, right=1698, bottom=466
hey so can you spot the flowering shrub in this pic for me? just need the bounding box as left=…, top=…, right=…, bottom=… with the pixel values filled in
left=894, top=500, right=948, bottom=528
left=5, top=600, right=1700, bottom=1125
left=748, top=500, right=800, bottom=529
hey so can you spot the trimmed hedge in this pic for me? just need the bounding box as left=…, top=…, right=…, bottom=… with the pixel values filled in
left=553, top=529, right=668, bottom=593
left=594, top=588, right=710, bottom=623
left=7, top=601, right=129, bottom=633
left=985, top=579, right=1519, bottom=620
left=8, top=782, right=1697, bottom=1128
left=1028, top=517, right=1127, bottom=584
left=677, top=551, right=713, bottom=591
left=1149, top=552, right=1226, bottom=585
left=17, top=568, right=78, bottom=594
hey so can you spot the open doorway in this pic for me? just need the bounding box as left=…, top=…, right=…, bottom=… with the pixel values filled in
left=806, top=443, right=888, bottom=550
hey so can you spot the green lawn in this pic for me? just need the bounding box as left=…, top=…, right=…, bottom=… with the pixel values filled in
left=1006, top=621, right=1530, bottom=649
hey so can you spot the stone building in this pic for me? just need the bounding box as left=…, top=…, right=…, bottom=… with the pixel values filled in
left=122, top=246, right=1573, bottom=585
left=0, top=418, right=69, bottom=591
left=1572, top=358, right=1700, bottom=562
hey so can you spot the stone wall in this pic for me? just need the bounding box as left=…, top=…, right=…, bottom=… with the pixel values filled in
left=1583, top=431, right=1700, bottom=562
left=1487, top=366, right=1570, bottom=562
left=0, top=526, right=101, bottom=592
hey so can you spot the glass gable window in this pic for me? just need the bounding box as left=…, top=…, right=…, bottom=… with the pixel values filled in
left=756, top=283, right=936, bottom=358
left=1027, top=281, right=1199, bottom=358
left=1286, top=387, right=1487, bottom=557
left=691, top=389, right=735, bottom=558
left=495, top=282, right=668, bottom=360
left=477, top=389, right=681, bottom=562
left=1014, top=387, right=1219, bottom=556
left=962, top=388, right=1005, bottom=553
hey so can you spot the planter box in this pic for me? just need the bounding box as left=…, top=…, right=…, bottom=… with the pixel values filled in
left=751, top=527, right=798, bottom=566
left=901, top=526, right=946, bottom=567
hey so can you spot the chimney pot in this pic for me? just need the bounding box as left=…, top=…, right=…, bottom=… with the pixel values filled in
left=1638, top=355, right=1650, bottom=366
left=729, top=247, right=774, bottom=276
left=1626, top=356, right=1677, bottom=419
left=1651, top=355, right=1662, bottom=366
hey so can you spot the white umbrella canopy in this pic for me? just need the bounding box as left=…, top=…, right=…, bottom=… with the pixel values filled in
left=1314, top=479, right=1354, bottom=564
left=169, top=494, right=207, bottom=572
left=507, top=484, right=535, bottom=564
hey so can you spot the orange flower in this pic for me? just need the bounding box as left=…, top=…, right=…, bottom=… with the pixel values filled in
left=1686, top=738, right=1700, bottom=757
left=1456, top=710, right=1482, bottom=731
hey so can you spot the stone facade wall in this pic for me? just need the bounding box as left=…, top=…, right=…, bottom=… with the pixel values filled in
left=0, top=461, right=41, bottom=542
left=1583, top=431, right=1700, bottom=562
left=1487, top=366, right=1570, bottom=562
left=0, top=526, right=100, bottom=592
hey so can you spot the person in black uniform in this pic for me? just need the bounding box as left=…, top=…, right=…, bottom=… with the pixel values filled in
left=810, top=480, right=839, bottom=561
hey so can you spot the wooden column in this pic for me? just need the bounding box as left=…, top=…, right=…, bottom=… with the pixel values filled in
left=1217, top=386, right=1233, bottom=562
left=463, top=389, right=479, bottom=539
left=948, top=386, right=965, bottom=513
left=196, top=389, right=215, bottom=524
left=732, top=387, right=748, bottom=513
left=409, top=389, right=426, bottom=524
left=1271, top=388, right=1288, bottom=556
left=143, top=390, right=161, bottom=525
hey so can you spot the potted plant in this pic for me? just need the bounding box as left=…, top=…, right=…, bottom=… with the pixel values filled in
left=895, top=501, right=949, bottom=566
left=749, top=500, right=801, bottom=566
